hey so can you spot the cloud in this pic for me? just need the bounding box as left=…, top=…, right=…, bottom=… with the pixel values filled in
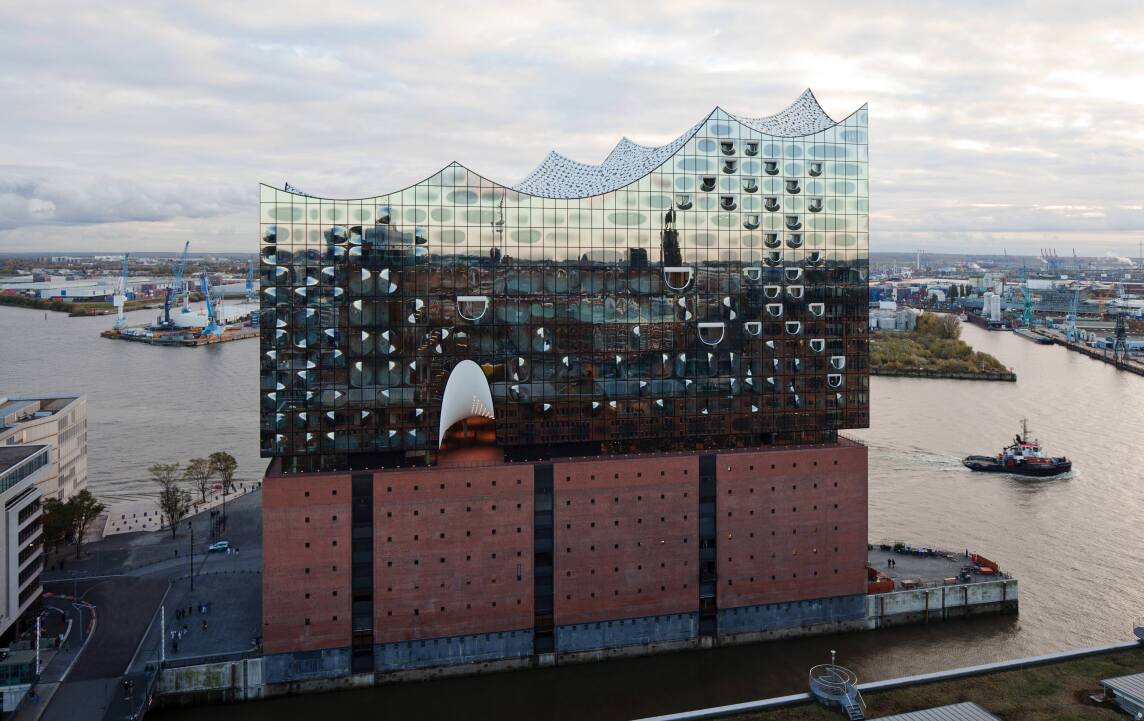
left=0, top=0, right=1142, bottom=254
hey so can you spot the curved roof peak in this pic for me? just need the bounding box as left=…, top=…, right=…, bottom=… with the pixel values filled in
left=512, top=90, right=850, bottom=199
left=720, top=88, right=837, bottom=136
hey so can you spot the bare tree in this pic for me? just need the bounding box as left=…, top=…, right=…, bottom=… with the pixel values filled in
left=150, top=463, right=190, bottom=538
left=183, top=458, right=215, bottom=504
left=209, top=451, right=238, bottom=494
left=68, top=490, right=106, bottom=559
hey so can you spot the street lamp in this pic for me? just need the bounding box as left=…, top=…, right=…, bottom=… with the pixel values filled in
left=188, top=520, right=194, bottom=592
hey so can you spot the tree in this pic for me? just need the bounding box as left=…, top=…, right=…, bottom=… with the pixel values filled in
left=209, top=452, right=238, bottom=494
left=68, top=490, right=106, bottom=559
left=42, top=497, right=73, bottom=553
left=151, top=463, right=191, bottom=538
left=183, top=458, right=215, bottom=504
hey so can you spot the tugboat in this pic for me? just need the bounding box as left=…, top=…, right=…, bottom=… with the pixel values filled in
left=963, top=420, right=1072, bottom=477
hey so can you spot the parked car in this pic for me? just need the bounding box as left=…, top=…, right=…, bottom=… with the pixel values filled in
left=207, top=540, right=230, bottom=553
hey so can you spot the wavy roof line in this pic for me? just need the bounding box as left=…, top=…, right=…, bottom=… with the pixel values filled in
left=511, top=89, right=839, bottom=199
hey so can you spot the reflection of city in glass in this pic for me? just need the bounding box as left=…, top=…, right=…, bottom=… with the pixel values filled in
left=261, top=91, right=870, bottom=472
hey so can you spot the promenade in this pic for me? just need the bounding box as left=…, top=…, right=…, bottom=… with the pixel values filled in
left=18, top=488, right=264, bottom=721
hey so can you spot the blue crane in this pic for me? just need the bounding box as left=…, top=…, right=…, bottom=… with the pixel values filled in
left=199, top=271, right=223, bottom=336
left=161, top=241, right=190, bottom=327
left=1065, top=289, right=1080, bottom=344
left=1021, top=264, right=1035, bottom=326
left=112, top=253, right=130, bottom=330
left=245, top=257, right=255, bottom=303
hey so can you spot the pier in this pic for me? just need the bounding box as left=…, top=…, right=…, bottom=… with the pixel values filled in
left=100, top=326, right=259, bottom=347
left=1011, top=326, right=1144, bottom=377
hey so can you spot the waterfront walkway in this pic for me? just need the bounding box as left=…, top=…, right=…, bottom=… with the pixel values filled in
left=28, top=489, right=263, bottom=721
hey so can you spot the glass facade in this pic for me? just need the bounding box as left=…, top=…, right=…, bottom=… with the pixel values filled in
left=261, top=98, right=869, bottom=473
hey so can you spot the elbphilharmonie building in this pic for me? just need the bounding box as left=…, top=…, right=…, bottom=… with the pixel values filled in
left=260, top=90, right=871, bottom=683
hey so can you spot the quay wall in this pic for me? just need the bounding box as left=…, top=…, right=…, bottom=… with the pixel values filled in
left=865, top=578, right=1018, bottom=628
left=152, top=580, right=1021, bottom=708
left=157, top=657, right=265, bottom=707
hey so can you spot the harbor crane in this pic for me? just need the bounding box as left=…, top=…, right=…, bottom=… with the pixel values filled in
left=245, top=257, right=255, bottom=303
left=1065, top=289, right=1080, bottom=344
left=161, top=241, right=190, bottom=328
left=1040, top=248, right=1061, bottom=272
left=1021, top=265, right=1036, bottom=325
left=112, top=253, right=130, bottom=330
left=199, top=271, right=223, bottom=336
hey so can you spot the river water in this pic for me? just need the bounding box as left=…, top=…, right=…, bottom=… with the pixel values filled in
left=0, top=306, right=261, bottom=500
left=1, top=306, right=1141, bottom=719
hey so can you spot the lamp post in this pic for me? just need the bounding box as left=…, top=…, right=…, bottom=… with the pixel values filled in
left=188, top=520, right=195, bottom=592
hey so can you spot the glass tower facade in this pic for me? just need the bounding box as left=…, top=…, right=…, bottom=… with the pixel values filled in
left=261, top=92, right=869, bottom=473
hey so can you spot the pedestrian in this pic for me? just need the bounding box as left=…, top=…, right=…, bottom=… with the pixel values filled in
left=202, top=620, right=208, bottom=632
left=182, top=623, right=188, bottom=635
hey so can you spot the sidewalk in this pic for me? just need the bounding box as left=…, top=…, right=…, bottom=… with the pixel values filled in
left=134, top=572, right=262, bottom=670
left=103, top=481, right=261, bottom=537
left=44, top=487, right=262, bottom=582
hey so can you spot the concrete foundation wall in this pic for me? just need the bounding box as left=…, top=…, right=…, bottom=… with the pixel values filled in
left=555, top=612, right=698, bottom=653
left=159, top=657, right=265, bottom=705
left=865, top=579, right=1018, bottom=628
left=264, top=646, right=350, bottom=684
left=376, top=629, right=533, bottom=671
left=718, top=594, right=865, bottom=635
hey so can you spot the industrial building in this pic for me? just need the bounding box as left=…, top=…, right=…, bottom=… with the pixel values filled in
left=0, top=447, right=45, bottom=641
left=0, top=396, right=87, bottom=502
left=868, top=301, right=919, bottom=332
left=260, top=91, right=870, bottom=682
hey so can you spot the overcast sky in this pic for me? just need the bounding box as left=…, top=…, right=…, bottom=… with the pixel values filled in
left=1, top=1, right=1142, bottom=257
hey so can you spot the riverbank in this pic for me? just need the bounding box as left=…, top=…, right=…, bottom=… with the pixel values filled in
left=870, top=367, right=1016, bottom=381
left=0, top=294, right=158, bottom=316
left=709, top=645, right=1144, bottom=721
left=1019, top=325, right=1144, bottom=377
left=870, top=313, right=1014, bottom=381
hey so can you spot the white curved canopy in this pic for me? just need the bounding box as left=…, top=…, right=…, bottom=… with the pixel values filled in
left=438, top=359, right=496, bottom=448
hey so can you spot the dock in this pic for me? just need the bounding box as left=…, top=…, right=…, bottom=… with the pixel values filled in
left=100, top=326, right=258, bottom=347
left=866, top=544, right=1017, bottom=627
left=1011, top=327, right=1052, bottom=345
left=1013, top=326, right=1144, bottom=377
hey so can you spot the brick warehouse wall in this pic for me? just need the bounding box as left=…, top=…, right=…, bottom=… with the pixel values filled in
left=262, top=442, right=868, bottom=674
left=263, top=472, right=353, bottom=655
left=373, top=464, right=534, bottom=642
left=552, top=455, right=699, bottom=625
left=714, top=444, right=867, bottom=609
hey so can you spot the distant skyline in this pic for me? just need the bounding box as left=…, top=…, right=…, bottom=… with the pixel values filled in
left=1, top=1, right=1142, bottom=255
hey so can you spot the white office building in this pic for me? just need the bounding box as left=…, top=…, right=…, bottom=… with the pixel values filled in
left=0, top=446, right=45, bottom=639
left=0, top=396, right=88, bottom=502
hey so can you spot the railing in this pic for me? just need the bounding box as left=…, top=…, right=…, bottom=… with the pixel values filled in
left=163, top=648, right=260, bottom=670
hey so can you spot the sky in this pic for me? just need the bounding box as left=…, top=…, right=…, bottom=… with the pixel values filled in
left=1, top=1, right=1143, bottom=257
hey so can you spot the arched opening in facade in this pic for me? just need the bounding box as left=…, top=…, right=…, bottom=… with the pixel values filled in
left=437, top=359, right=498, bottom=463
